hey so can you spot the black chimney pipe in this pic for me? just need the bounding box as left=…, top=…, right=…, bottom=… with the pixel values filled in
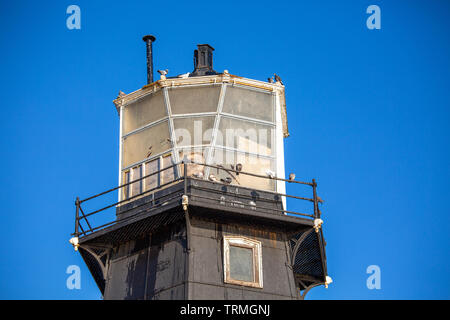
left=142, top=35, right=156, bottom=84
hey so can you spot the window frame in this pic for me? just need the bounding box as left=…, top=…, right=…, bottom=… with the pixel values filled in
left=223, top=236, right=263, bottom=288
left=130, top=165, right=142, bottom=197
left=121, top=152, right=176, bottom=201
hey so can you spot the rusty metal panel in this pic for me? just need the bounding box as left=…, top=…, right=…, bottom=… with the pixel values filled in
left=190, top=235, right=223, bottom=285
left=101, top=222, right=188, bottom=300
left=104, top=245, right=148, bottom=299
left=146, top=234, right=186, bottom=298
left=150, top=284, right=186, bottom=300
left=189, top=283, right=226, bottom=300
left=187, top=215, right=299, bottom=300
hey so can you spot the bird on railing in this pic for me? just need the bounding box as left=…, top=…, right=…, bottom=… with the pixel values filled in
left=274, top=73, right=283, bottom=85
left=217, top=165, right=240, bottom=184
left=289, top=173, right=296, bottom=181
left=235, top=163, right=243, bottom=175
left=266, top=169, right=276, bottom=179
left=208, top=174, right=218, bottom=182
left=157, top=69, right=169, bottom=80
left=317, top=196, right=324, bottom=204
left=220, top=177, right=232, bottom=184
left=192, top=172, right=204, bottom=179
left=178, top=72, right=190, bottom=78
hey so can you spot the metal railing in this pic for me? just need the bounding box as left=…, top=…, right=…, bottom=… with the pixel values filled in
left=73, top=161, right=323, bottom=238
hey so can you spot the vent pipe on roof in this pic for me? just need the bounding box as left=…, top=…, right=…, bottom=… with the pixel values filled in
left=142, top=35, right=156, bottom=84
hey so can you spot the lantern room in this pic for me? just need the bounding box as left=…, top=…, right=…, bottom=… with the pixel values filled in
left=114, top=47, right=289, bottom=203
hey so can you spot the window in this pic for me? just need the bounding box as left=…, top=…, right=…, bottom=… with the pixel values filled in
left=173, top=116, right=215, bottom=147
left=122, top=90, right=166, bottom=134
left=144, top=158, right=159, bottom=191
left=122, top=170, right=130, bottom=200
left=122, top=120, right=171, bottom=168
left=223, top=236, right=263, bottom=288
left=209, top=148, right=276, bottom=191
left=122, top=153, right=176, bottom=200
left=216, top=117, right=274, bottom=156
left=168, top=86, right=220, bottom=114
left=130, top=165, right=142, bottom=196
left=160, top=153, right=176, bottom=185
left=222, top=85, right=274, bottom=122
left=178, top=149, right=206, bottom=178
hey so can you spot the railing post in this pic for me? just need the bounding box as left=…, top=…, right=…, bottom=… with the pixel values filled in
left=312, top=179, right=319, bottom=219
left=183, top=159, right=188, bottom=195
left=75, top=196, right=80, bottom=237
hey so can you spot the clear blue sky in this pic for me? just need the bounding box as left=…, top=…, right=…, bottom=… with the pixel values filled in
left=0, top=0, right=448, bottom=299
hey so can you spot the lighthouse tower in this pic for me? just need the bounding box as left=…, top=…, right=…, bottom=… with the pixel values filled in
left=70, top=35, right=330, bottom=300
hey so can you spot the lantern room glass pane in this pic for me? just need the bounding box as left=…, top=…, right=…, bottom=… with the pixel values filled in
left=122, top=121, right=171, bottom=168
left=169, top=86, right=220, bottom=114
left=161, top=153, right=176, bottom=185
left=130, top=165, right=142, bottom=196
left=229, top=246, right=254, bottom=282
left=122, top=90, right=166, bottom=134
left=144, top=158, right=159, bottom=191
left=173, top=116, right=215, bottom=147
left=122, top=171, right=130, bottom=199
left=178, top=148, right=207, bottom=178
left=210, top=148, right=275, bottom=191
left=223, top=86, right=274, bottom=122
left=216, top=117, right=274, bottom=156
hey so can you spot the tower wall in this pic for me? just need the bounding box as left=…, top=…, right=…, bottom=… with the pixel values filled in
left=103, top=222, right=187, bottom=300
left=187, top=216, right=300, bottom=300
left=101, top=214, right=301, bottom=300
